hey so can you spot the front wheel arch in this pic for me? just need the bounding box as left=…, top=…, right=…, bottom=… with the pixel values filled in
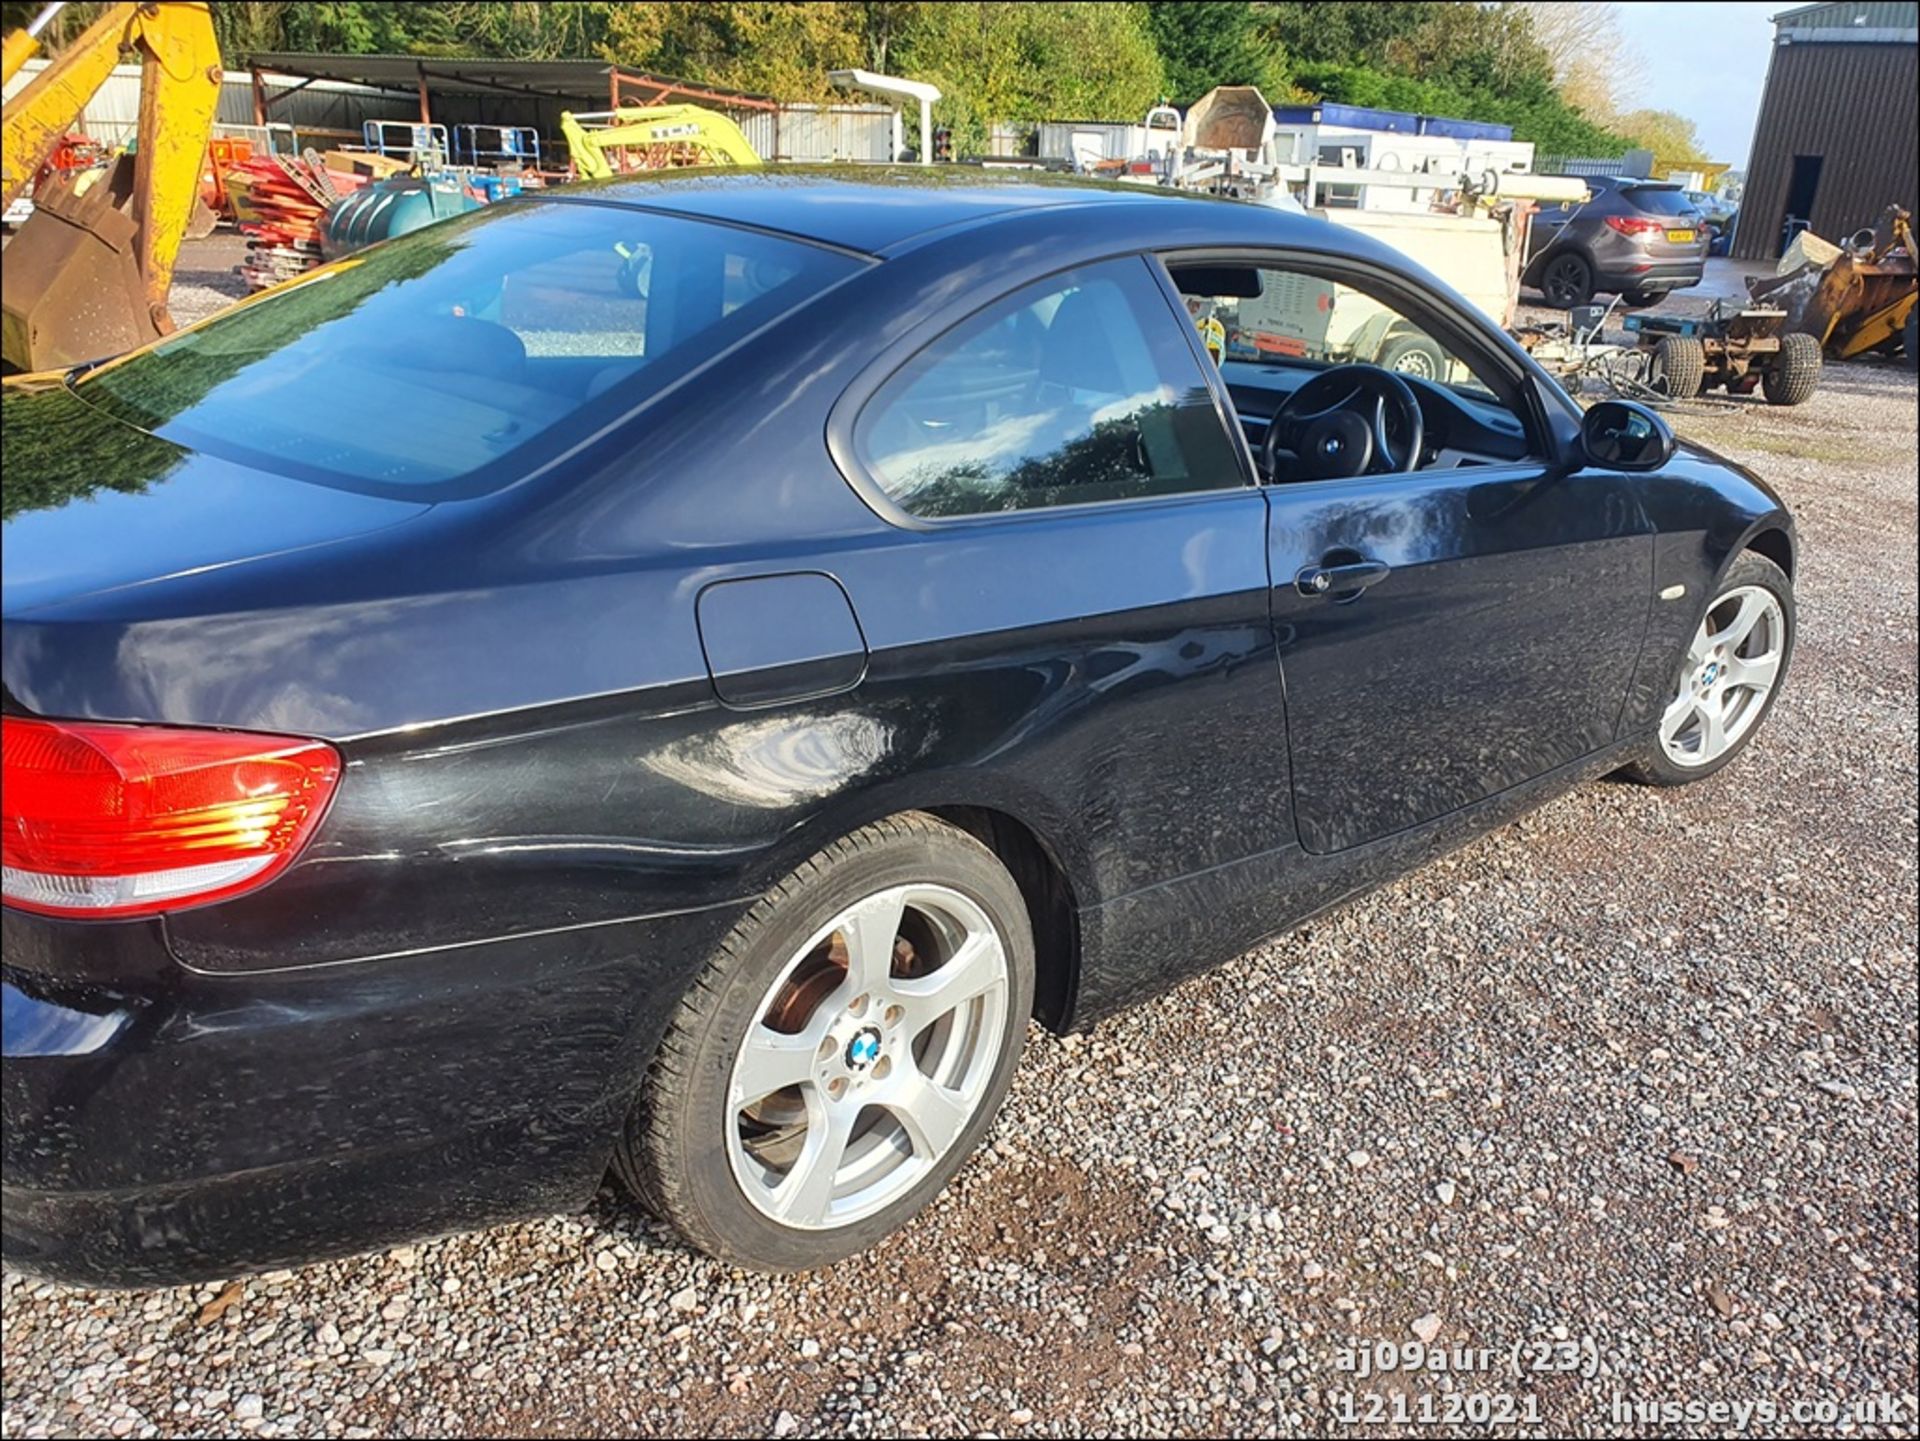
left=1742, top=525, right=1796, bottom=583
left=1620, top=548, right=1794, bottom=786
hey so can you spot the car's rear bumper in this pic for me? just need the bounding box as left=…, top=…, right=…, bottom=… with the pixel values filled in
left=1593, top=256, right=1706, bottom=294
left=1, top=899, right=745, bottom=1288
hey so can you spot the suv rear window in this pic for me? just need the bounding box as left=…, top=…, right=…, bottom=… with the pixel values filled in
left=75, top=202, right=859, bottom=492
left=1622, top=186, right=1698, bottom=218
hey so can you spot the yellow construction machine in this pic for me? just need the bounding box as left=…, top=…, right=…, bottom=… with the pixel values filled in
left=1747, top=205, right=1917, bottom=365
left=1, top=1, right=222, bottom=372
left=560, top=104, right=761, bottom=179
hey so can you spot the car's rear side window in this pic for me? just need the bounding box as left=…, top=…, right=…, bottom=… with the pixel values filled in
left=854, top=257, right=1244, bottom=520
left=75, top=202, right=859, bottom=492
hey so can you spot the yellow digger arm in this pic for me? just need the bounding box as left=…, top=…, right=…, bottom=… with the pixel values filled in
left=2, top=1, right=221, bottom=316
left=2, top=2, right=63, bottom=87
left=561, top=104, right=761, bottom=180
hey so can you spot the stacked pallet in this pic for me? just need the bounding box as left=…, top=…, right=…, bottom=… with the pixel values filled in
left=227, top=153, right=370, bottom=291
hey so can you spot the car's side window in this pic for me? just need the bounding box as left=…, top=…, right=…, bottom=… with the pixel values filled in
left=855, top=257, right=1243, bottom=520
left=1176, top=263, right=1498, bottom=396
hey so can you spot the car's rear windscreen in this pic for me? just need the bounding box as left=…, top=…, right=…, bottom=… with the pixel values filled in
left=74, top=201, right=862, bottom=493
left=1622, top=187, right=1698, bottom=218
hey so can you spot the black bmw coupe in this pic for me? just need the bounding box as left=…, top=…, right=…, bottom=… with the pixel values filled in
left=1, top=168, right=1795, bottom=1283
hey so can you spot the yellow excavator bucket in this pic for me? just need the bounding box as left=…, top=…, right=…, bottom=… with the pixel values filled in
left=1, top=2, right=222, bottom=372
left=1746, top=206, right=1917, bottom=361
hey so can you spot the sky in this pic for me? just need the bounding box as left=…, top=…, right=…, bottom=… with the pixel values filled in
left=1610, top=1, right=1783, bottom=168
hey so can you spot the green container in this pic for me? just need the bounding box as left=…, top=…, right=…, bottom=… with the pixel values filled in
left=322, top=176, right=482, bottom=257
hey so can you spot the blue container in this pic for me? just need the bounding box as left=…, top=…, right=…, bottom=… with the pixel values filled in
left=470, top=174, right=525, bottom=203
left=1419, top=116, right=1513, bottom=142
left=1270, top=103, right=1421, bottom=134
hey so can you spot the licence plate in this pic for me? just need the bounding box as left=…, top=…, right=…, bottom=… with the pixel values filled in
left=1667, top=228, right=1696, bottom=244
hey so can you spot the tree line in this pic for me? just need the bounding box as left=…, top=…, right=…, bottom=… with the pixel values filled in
left=3, top=2, right=1709, bottom=165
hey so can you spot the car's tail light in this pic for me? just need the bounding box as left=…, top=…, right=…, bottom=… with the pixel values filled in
left=1605, top=215, right=1664, bottom=238
left=1, top=717, right=341, bottom=918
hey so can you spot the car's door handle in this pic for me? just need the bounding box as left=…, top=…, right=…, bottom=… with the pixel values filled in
left=1295, top=560, right=1391, bottom=597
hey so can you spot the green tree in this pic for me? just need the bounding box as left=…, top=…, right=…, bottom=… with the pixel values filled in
left=1145, top=2, right=1284, bottom=104
left=3, top=0, right=1651, bottom=163
left=1257, top=2, right=1434, bottom=68
left=1612, top=108, right=1710, bottom=167
left=895, top=1, right=1165, bottom=153
left=1383, top=2, right=1554, bottom=99
left=0, top=1, right=620, bottom=64
left=602, top=2, right=870, bottom=101
left=853, top=1, right=928, bottom=72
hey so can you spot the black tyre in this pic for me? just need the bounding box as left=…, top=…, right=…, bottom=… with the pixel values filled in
left=1620, top=550, right=1794, bottom=787
left=1650, top=335, right=1706, bottom=399
left=1538, top=252, right=1595, bottom=309
left=1903, top=308, right=1917, bottom=371
left=1376, top=331, right=1449, bottom=381
left=617, top=813, right=1034, bottom=1271
left=1762, top=332, right=1821, bottom=405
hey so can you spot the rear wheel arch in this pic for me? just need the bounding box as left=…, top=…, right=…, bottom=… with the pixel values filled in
left=741, top=789, right=1088, bottom=1033
left=924, top=804, right=1081, bottom=1033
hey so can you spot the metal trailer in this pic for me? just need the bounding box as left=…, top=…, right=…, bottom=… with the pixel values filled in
left=1624, top=307, right=1824, bottom=405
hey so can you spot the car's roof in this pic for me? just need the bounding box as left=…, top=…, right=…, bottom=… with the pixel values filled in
left=558, top=164, right=1241, bottom=255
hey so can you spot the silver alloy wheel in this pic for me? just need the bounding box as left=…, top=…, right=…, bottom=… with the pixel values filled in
left=725, top=883, right=1010, bottom=1230
left=1659, top=584, right=1785, bottom=767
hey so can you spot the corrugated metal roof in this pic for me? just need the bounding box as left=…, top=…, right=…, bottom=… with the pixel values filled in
left=243, top=54, right=779, bottom=109
left=1772, top=1, right=1917, bottom=33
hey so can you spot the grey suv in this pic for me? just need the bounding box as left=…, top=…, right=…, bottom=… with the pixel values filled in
left=1525, top=177, right=1708, bottom=308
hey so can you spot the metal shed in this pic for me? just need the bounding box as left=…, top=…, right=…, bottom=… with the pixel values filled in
left=241, top=54, right=897, bottom=164
left=1734, top=0, right=1919, bottom=259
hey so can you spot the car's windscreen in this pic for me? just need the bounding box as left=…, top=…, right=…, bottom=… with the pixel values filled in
left=1623, top=187, right=1697, bottom=218
left=75, top=202, right=861, bottom=491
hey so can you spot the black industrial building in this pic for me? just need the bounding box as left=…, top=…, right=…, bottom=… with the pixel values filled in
left=1735, top=0, right=1918, bottom=259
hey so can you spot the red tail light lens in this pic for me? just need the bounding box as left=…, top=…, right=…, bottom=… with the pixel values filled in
left=1, top=717, right=341, bottom=918
left=1605, top=215, right=1664, bottom=237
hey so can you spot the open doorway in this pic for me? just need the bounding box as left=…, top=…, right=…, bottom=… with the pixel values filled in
left=1780, top=154, right=1824, bottom=255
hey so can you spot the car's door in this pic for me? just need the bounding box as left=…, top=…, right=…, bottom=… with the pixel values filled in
left=1166, top=254, right=1653, bottom=855
left=835, top=254, right=1293, bottom=903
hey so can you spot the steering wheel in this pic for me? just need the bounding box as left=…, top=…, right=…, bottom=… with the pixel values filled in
left=1261, top=363, right=1425, bottom=480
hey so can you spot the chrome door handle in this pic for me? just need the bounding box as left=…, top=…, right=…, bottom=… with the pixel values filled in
left=1295, top=560, right=1391, bottom=597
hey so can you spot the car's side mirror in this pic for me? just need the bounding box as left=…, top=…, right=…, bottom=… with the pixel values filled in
left=1580, top=399, right=1674, bottom=471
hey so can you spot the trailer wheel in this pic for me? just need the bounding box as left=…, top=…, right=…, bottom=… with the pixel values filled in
left=1651, top=336, right=1706, bottom=400
left=1762, top=332, right=1822, bottom=406
left=1376, top=331, right=1449, bottom=381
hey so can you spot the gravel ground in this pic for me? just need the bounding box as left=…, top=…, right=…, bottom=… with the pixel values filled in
left=166, top=232, right=252, bottom=328
left=3, top=262, right=1916, bottom=1437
